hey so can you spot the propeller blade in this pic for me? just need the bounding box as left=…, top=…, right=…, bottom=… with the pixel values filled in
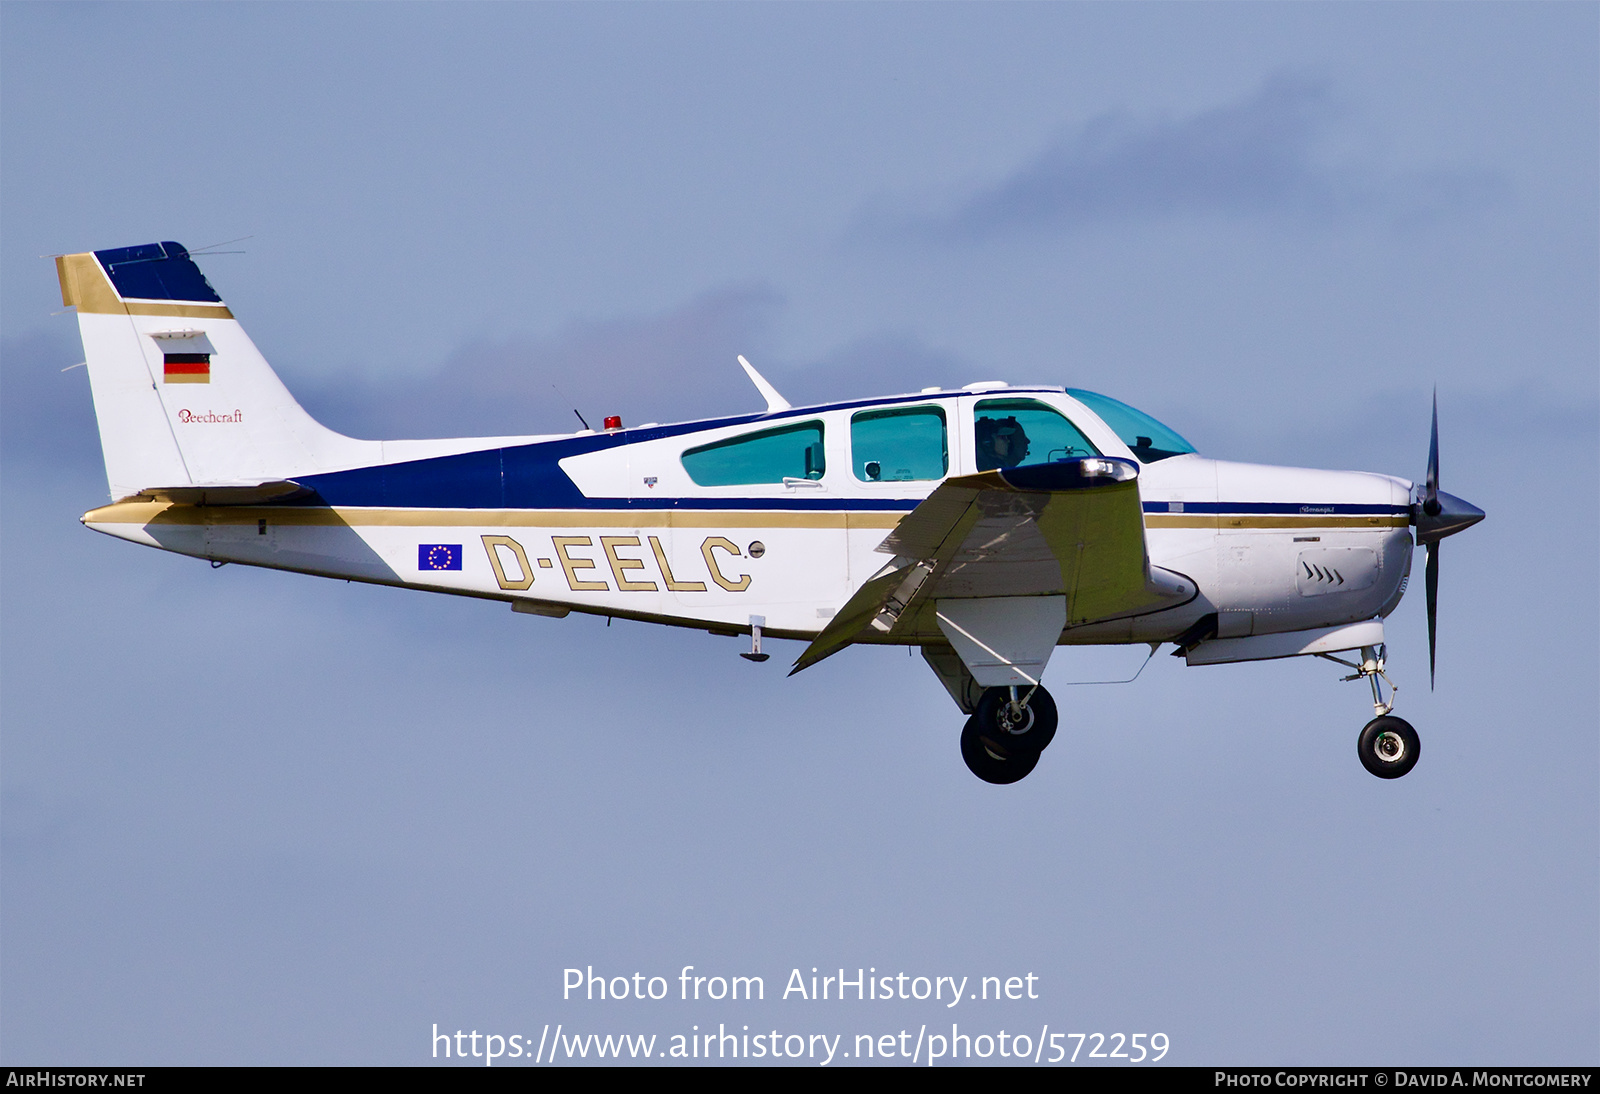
left=1425, top=541, right=1439, bottom=689
left=1424, top=389, right=1440, bottom=515
left=1413, top=392, right=1482, bottom=689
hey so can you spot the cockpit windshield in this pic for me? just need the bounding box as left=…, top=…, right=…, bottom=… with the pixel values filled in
left=1066, top=389, right=1197, bottom=463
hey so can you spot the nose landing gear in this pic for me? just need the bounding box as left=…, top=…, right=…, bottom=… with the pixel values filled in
left=1318, top=643, right=1421, bottom=779
left=960, top=685, right=1059, bottom=784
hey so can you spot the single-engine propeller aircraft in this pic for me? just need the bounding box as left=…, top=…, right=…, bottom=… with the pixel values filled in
left=57, top=241, right=1485, bottom=783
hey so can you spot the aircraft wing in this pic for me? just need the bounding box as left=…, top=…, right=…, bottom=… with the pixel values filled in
left=791, top=458, right=1192, bottom=674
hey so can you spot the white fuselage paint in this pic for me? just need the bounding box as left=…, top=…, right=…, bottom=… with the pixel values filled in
left=83, top=388, right=1415, bottom=645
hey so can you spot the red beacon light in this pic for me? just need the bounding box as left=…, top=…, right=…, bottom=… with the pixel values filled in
left=603, top=415, right=622, bottom=431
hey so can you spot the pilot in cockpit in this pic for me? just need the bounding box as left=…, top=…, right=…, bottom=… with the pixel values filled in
left=974, top=414, right=1030, bottom=471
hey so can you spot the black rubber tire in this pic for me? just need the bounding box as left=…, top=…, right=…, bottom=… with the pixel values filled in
left=1358, top=715, right=1421, bottom=779
left=960, top=715, right=1040, bottom=785
left=972, top=686, right=1058, bottom=759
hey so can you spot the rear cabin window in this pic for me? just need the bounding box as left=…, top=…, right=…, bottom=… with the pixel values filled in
left=973, top=398, right=1099, bottom=472
left=851, top=405, right=948, bottom=482
left=681, top=421, right=826, bottom=486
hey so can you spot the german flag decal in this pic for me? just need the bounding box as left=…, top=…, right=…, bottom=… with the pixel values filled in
left=163, top=352, right=210, bottom=383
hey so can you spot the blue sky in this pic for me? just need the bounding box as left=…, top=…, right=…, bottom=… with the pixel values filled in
left=2, top=2, right=1595, bottom=1065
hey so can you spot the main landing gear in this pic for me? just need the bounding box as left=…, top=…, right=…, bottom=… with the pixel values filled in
left=960, top=685, right=1059, bottom=785
left=1319, top=643, right=1421, bottom=779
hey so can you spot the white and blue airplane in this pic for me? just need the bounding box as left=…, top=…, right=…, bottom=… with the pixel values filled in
left=56, top=241, right=1484, bottom=784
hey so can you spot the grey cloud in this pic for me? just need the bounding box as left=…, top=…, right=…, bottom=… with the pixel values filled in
left=300, top=293, right=993, bottom=442
left=776, top=333, right=975, bottom=408
left=299, top=285, right=784, bottom=440
left=866, top=74, right=1503, bottom=240
left=3, top=288, right=785, bottom=485
left=8, top=291, right=982, bottom=480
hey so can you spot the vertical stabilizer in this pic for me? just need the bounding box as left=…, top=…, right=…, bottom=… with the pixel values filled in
left=58, top=242, right=375, bottom=500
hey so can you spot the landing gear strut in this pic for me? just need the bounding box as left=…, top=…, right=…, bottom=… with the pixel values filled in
left=1318, top=644, right=1421, bottom=779
left=960, top=685, right=1058, bottom=784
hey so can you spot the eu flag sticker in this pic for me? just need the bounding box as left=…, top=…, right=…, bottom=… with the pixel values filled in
left=418, top=544, right=462, bottom=571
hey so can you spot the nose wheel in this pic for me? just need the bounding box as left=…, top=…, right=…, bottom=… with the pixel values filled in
left=1358, top=715, right=1420, bottom=779
left=959, top=685, right=1058, bottom=784
left=1319, top=645, right=1422, bottom=779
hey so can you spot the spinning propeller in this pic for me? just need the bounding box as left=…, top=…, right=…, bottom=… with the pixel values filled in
left=1412, top=391, right=1486, bottom=686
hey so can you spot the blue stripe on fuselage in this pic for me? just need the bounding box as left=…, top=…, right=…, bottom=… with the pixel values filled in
left=285, top=420, right=1405, bottom=515
left=1140, top=502, right=1411, bottom=516
left=284, top=430, right=922, bottom=511
left=287, top=390, right=1064, bottom=511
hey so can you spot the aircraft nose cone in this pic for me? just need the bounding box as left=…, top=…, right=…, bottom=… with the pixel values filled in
left=1415, top=489, right=1485, bottom=544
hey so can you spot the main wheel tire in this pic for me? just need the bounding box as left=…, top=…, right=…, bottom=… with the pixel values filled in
left=1358, top=715, right=1421, bottom=779
left=973, top=686, right=1058, bottom=759
left=961, top=715, right=1040, bottom=784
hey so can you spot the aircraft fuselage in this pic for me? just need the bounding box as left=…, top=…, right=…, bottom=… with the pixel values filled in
left=82, top=387, right=1413, bottom=647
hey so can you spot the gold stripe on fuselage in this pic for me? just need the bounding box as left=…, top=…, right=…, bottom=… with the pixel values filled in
left=81, top=501, right=911, bottom=530
left=82, top=501, right=1408, bottom=533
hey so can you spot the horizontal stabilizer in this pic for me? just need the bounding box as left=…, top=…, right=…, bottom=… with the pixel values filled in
left=125, top=480, right=310, bottom=506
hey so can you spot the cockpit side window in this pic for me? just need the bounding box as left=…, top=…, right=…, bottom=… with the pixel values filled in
left=851, top=405, right=948, bottom=482
left=681, top=420, right=826, bottom=486
left=972, top=398, right=1099, bottom=472
left=1066, top=389, right=1196, bottom=463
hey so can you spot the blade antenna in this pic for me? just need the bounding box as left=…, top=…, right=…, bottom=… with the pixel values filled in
left=737, top=355, right=792, bottom=413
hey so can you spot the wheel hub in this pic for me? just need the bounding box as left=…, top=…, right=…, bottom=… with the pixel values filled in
left=997, top=701, right=1033, bottom=735
left=1374, top=731, right=1405, bottom=763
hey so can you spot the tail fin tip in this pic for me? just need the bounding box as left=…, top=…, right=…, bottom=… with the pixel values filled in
left=57, top=242, right=227, bottom=316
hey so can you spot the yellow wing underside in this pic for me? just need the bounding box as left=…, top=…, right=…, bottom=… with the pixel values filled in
left=792, top=469, right=1172, bottom=674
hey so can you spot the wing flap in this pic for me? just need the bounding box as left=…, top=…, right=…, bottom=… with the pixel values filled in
left=791, top=458, right=1194, bottom=673
left=789, top=556, right=933, bottom=674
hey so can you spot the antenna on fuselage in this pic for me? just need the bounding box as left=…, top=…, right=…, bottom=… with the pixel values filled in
left=737, top=355, right=791, bottom=414
left=551, top=384, right=592, bottom=431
